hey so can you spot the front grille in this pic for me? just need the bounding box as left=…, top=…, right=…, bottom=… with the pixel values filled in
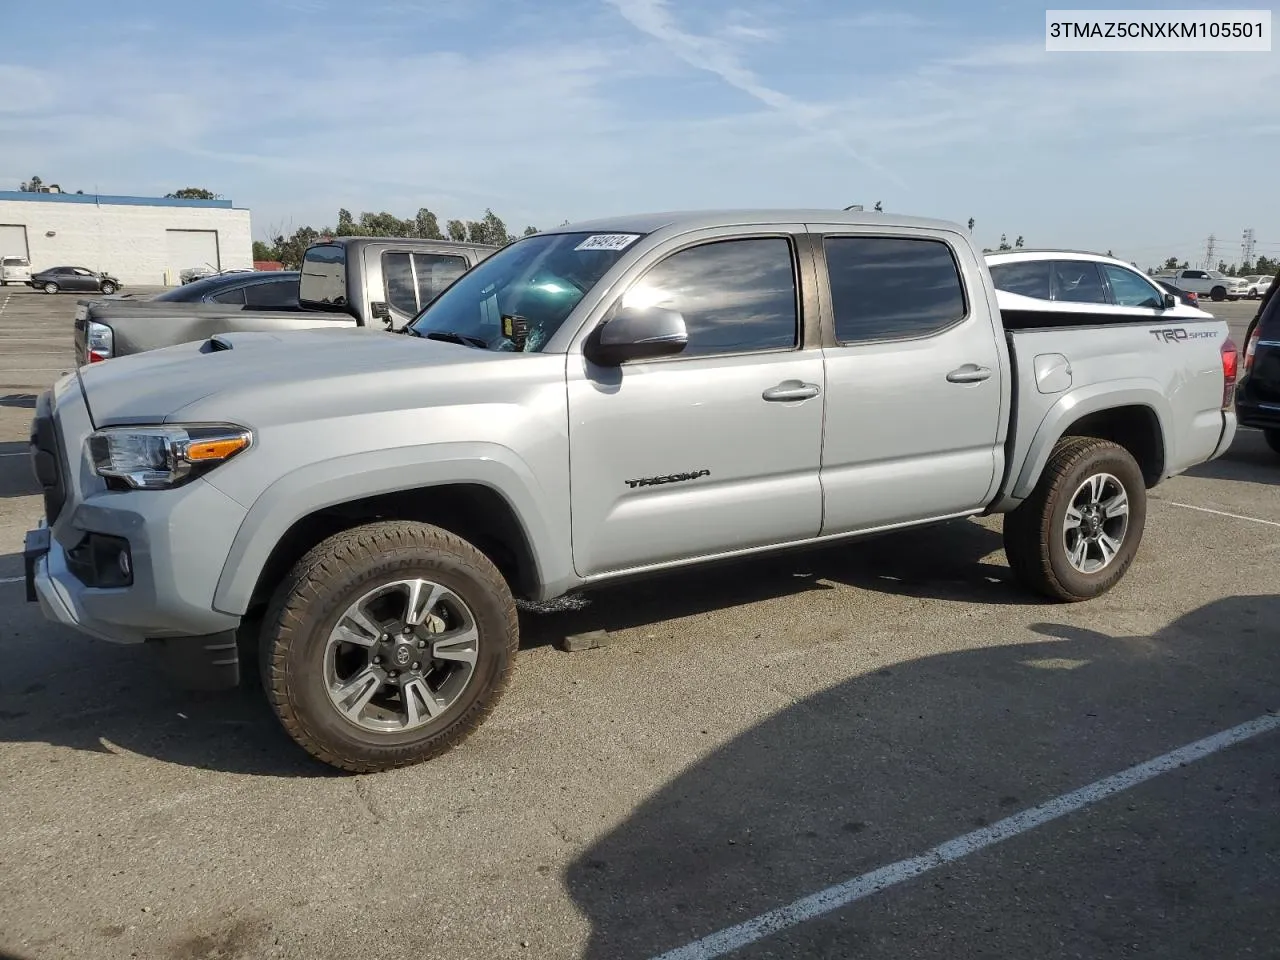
left=30, top=390, right=67, bottom=524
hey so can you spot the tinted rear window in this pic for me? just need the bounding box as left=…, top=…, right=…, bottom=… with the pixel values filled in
left=299, top=244, right=348, bottom=308
left=824, top=236, right=967, bottom=342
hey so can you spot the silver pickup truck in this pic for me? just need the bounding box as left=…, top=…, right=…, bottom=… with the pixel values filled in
left=24, top=209, right=1238, bottom=773
left=73, top=236, right=497, bottom=363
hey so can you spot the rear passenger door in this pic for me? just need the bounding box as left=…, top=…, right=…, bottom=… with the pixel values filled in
left=814, top=230, right=1004, bottom=533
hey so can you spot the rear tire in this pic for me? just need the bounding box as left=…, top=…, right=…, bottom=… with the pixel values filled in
left=42, top=282, right=58, bottom=294
left=259, top=520, right=519, bottom=773
left=1264, top=429, right=1280, bottom=458
left=1003, top=436, right=1147, bottom=602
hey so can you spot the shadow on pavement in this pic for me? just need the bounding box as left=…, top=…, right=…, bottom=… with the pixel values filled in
left=520, top=518, right=1025, bottom=649
left=1, top=520, right=1025, bottom=778
left=565, top=593, right=1280, bottom=960
left=0, top=441, right=38, bottom=499
left=1185, top=429, right=1277, bottom=486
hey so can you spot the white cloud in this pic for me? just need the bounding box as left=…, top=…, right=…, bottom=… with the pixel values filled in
left=0, top=3, right=1274, bottom=263
left=604, top=0, right=907, bottom=187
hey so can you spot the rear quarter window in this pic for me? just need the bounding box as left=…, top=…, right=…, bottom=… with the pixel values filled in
left=989, top=260, right=1050, bottom=300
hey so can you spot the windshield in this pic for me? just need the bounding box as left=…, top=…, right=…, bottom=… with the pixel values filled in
left=406, top=231, right=642, bottom=351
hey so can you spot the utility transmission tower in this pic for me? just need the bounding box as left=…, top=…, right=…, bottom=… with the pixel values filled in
left=1201, top=234, right=1216, bottom=270
left=1242, top=228, right=1256, bottom=266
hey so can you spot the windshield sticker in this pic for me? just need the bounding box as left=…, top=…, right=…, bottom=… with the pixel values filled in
left=574, top=233, right=641, bottom=252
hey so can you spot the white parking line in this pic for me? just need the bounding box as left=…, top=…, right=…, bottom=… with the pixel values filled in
left=1155, top=499, right=1280, bottom=528
left=650, top=711, right=1280, bottom=960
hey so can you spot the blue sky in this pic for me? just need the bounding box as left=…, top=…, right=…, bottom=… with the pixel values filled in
left=1, top=0, right=1276, bottom=268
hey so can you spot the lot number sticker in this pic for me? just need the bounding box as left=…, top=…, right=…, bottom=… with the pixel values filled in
left=574, top=233, right=641, bottom=252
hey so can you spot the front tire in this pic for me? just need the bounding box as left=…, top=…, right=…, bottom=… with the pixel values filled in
left=1210, top=286, right=1226, bottom=302
left=100, top=281, right=117, bottom=295
left=42, top=282, right=58, bottom=294
left=1003, top=436, right=1147, bottom=602
left=259, top=521, right=519, bottom=773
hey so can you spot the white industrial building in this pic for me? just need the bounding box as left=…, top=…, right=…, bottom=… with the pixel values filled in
left=0, top=191, right=253, bottom=286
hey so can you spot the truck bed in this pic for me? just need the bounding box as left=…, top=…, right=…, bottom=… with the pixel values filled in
left=997, top=315, right=1233, bottom=512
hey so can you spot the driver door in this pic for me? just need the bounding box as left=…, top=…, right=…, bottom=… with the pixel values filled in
left=565, top=227, right=826, bottom=578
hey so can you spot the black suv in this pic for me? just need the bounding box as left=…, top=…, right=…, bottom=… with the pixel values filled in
left=1237, top=267, right=1280, bottom=457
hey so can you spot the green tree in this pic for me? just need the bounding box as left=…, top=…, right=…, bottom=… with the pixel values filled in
left=523, top=225, right=539, bottom=237
left=165, top=187, right=221, bottom=200
left=19, top=175, right=44, bottom=192
left=998, top=234, right=1011, bottom=251
left=415, top=208, right=443, bottom=240
left=873, top=200, right=883, bottom=212
left=445, top=219, right=467, bottom=241
left=1162, top=256, right=1179, bottom=270
left=967, top=217, right=975, bottom=232
left=1015, top=236, right=1024, bottom=248
left=251, top=240, right=278, bottom=261
left=335, top=208, right=357, bottom=236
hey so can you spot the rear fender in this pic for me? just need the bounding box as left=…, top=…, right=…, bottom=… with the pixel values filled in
left=1009, top=381, right=1172, bottom=500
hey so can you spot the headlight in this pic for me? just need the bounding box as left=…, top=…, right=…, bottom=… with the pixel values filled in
left=87, top=424, right=252, bottom=490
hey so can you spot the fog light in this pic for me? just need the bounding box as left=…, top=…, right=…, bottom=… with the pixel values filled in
left=65, top=532, right=134, bottom=588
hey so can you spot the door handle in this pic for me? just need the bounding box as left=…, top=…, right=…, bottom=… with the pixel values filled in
left=946, top=364, right=992, bottom=384
left=762, top=380, right=821, bottom=402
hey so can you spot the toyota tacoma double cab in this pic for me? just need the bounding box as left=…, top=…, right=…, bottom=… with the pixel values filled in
left=24, top=209, right=1239, bottom=773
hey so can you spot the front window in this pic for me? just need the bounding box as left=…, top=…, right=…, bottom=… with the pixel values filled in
left=1206, top=270, right=1225, bottom=279
left=1101, top=264, right=1162, bottom=309
left=407, top=231, right=642, bottom=351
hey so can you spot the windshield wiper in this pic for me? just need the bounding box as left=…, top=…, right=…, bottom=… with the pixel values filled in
left=421, top=330, right=490, bottom=349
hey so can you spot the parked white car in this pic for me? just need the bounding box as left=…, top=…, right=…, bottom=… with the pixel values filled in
left=986, top=249, right=1215, bottom=322
left=1152, top=268, right=1249, bottom=302
left=1241, top=274, right=1273, bottom=299
left=1, top=255, right=32, bottom=286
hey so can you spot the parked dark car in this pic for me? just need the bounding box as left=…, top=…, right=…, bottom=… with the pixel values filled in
left=150, top=270, right=301, bottom=308
left=31, top=265, right=122, bottom=295
left=1237, top=267, right=1280, bottom=457
left=1153, top=277, right=1199, bottom=308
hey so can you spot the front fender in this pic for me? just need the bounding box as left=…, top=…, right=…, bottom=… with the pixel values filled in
left=209, top=441, right=571, bottom=615
left=1010, top=380, right=1172, bottom=501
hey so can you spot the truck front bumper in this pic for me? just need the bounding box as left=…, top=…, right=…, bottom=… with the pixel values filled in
left=26, top=525, right=244, bottom=690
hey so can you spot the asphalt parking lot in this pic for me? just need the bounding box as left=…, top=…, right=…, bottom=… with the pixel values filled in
left=0, top=285, right=1276, bottom=960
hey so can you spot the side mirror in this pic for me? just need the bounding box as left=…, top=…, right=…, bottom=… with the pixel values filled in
left=370, top=300, right=393, bottom=330
left=584, top=305, right=688, bottom=367
left=1162, top=292, right=1178, bottom=309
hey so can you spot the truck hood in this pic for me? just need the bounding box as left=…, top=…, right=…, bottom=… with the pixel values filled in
left=76, top=327, right=528, bottom=428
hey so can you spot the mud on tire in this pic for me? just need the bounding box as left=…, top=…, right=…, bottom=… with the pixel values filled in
left=259, top=520, right=519, bottom=773
left=1003, top=436, right=1147, bottom=602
